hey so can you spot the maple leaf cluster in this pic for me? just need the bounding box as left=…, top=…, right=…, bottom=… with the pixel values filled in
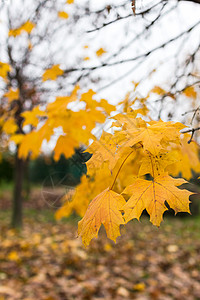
left=74, top=110, right=199, bottom=246
left=16, top=87, right=115, bottom=161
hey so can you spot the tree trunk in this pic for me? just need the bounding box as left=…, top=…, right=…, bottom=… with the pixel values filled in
left=11, top=151, right=25, bottom=228
left=24, top=158, right=31, bottom=201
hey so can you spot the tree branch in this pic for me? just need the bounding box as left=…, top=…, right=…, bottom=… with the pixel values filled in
left=178, top=0, right=200, bottom=4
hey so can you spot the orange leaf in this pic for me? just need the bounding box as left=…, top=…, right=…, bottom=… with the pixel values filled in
left=78, top=188, right=126, bottom=246
left=96, top=48, right=106, bottom=57
left=4, top=88, right=19, bottom=102
left=182, top=86, right=197, bottom=99
left=9, top=21, right=35, bottom=37
left=123, top=173, right=192, bottom=226
left=42, top=64, right=64, bottom=81
left=53, top=135, right=78, bottom=161
left=0, top=62, right=11, bottom=79
left=58, top=11, right=69, bottom=19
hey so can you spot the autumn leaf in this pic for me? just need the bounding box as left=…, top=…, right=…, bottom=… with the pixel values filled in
left=0, top=62, right=11, bottom=79
left=2, top=118, right=17, bottom=135
left=151, top=86, right=166, bottom=96
left=166, top=134, right=200, bottom=180
left=138, top=150, right=178, bottom=177
left=58, top=11, right=69, bottom=19
left=42, top=64, right=64, bottom=81
left=123, top=173, right=192, bottom=226
left=18, top=123, right=53, bottom=159
left=4, top=88, right=19, bottom=102
left=53, top=135, right=79, bottom=161
left=86, top=131, right=120, bottom=170
left=96, top=48, right=106, bottom=57
left=123, top=120, right=185, bottom=155
left=21, top=106, right=46, bottom=127
left=78, top=188, right=126, bottom=246
left=47, top=85, right=79, bottom=113
left=9, top=21, right=35, bottom=37
left=182, top=86, right=197, bottom=99
left=9, top=134, right=24, bottom=145
left=66, top=0, right=74, bottom=3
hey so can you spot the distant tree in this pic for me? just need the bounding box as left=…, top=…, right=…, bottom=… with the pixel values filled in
left=0, top=0, right=114, bottom=228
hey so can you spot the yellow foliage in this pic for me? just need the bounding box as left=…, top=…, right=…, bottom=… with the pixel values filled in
left=58, top=11, right=69, bottom=19
left=183, top=86, right=197, bottom=99
left=96, top=48, right=106, bottom=57
left=9, top=21, right=35, bottom=37
left=18, top=123, right=53, bottom=159
left=151, top=86, right=166, bottom=95
left=166, top=134, right=200, bottom=179
left=2, top=118, right=17, bottom=135
left=22, top=106, right=46, bottom=127
left=56, top=164, right=113, bottom=220
left=73, top=111, right=196, bottom=245
left=10, top=134, right=24, bottom=145
left=0, top=62, right=11, bottom=79
left=54, top=135, right=78, bottom=161
left=123, top=174, right=191, bottom=226
left=18, top=87, right=115, bottom=161
left=4, top=88, right=19, bottom=102
left=78, top=188, right=126, bottom=246
left=42, top=64, right=64, bottom=81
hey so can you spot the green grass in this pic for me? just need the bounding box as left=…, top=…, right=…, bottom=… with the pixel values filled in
left=0, top=181, right=13, bottom=193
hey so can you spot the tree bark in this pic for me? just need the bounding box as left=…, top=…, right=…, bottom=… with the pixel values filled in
left=11, top=151, right=25, bottom=228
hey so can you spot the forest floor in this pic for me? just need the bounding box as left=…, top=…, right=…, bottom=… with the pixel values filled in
left=0, top=187, right=200, bottom=299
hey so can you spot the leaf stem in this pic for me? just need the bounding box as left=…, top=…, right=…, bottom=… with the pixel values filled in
left=110, top=150, right=134, bottom=190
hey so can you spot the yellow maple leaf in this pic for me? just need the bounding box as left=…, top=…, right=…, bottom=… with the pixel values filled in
left=10, top=134, right=24, bottom=145
left=18, top=123, right=53, bottom=159
left=166, top=134, right=200, bottom=180
left=2, top=118, right=17, bottom=135
left=22, top=21, right=35, bottom=34
left=9, top=21, right=35, bottom=37
left=124, top=120, right=185, bottom=155
left=86, top=131, right=119, bottom=170
left=4, top=88, right=19, bottom=102
left=47, top=86, right=79, bottom=113
left=151, top=86, right=166, bottom=95
left=182, top=86, right=197, bottom=99
left=42, top=64, right=64, bottom=81
left=58, top=11, right=69, bottom=19
left=78, top=188, right=126, bottom=246
left=139, top=150, right=178, bottom=177
left=123, top=173, right=192, bottom=226
left=96, top=48, right=106, bottom=57
left=99, top=99, right=116, bottom=114
left=56, top=164, right=113, bottom=220
left=0, top=62, right=11, bottom=79
left=22, top=106, right=46, bottom=127
left=53, top=135, right=78, bottom=161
